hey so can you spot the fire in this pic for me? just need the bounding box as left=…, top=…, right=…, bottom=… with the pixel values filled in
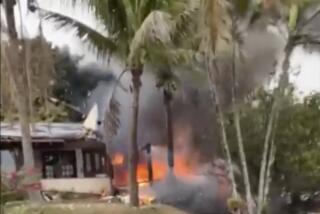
left=112, top=153, right=124, bottom=166
left=112, top=150, right=195, bottom=187
left=139, top=196, right=155, bottom=205
left=136, top=156, right=193, bottom=183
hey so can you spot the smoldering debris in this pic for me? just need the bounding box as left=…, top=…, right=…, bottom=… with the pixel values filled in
left=153, top=173, right=229, bottom=214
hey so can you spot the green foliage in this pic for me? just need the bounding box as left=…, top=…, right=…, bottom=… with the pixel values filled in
left=274, top=92, right=320, bottom=192
left=289, top=4, right=299, bottom=31
left=281, top=0, right=314, bottom=8
left=0, top=38, right=85, bottom=123
left=1, top=171, right=30, bottom=207
left=43, top=0, right=192, bottom=66
left=43, top=9, right=116, bottom=59
left=227, top=196, right=245, bottom=211
left=234, top=0, right=251, bottom=16
left=226, top=89, right=320, bottom=194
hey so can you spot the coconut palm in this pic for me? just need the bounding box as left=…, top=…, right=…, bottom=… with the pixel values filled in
left=1, top=0, right=46, bottom=201
left=154, top=66, right=179, bottom=172
left=38, top=0, right=196, bottom=206
left=196, top=1, right=267, bottom=213
left=196, top=0, right=240, bottom=205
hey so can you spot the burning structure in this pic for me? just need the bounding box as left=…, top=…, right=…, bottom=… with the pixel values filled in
left=96, top=24, right=284, bottom=213
left=0, top=22, right=285, bottom=213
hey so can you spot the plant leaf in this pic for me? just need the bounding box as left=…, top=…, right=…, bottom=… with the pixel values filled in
left=40, top=8, right=117, bottom=58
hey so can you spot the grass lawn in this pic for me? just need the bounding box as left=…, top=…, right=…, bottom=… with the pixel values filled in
left=4, top=202, right=189, bottom=214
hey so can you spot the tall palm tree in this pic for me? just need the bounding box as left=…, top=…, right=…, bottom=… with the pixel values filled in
left=196, top=1, right=258, bottom=213
left=39, top=0, right=193, bottom=206
left=155, top=66, right=179, bottom=172
left=197, top=0, right=239, bottom=202
left=1, top=0, right=42, bottom=201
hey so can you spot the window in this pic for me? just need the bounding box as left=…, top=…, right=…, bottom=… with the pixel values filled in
left=42, top=151, right=76, bottom=178
left=45, top=165, right=54, bottom=178
left=83, top=150, right=106, bottom=177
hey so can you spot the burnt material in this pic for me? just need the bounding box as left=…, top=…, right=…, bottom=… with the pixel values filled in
left=164, top=89, right=174, bottom=169
left=145, top=143, right=153, bottom=184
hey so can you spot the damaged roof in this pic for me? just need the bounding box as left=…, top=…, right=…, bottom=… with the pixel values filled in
left=0, top=122, right=96, bottom=142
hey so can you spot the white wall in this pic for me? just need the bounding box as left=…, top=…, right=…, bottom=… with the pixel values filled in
left=41, top=177, right=110, bottom=194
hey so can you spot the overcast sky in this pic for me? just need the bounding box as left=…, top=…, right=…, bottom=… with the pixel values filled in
left=4, top=0, right=320, bottom=96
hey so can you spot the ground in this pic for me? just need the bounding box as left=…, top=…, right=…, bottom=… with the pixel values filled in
left=4, top=202, right=190, bottom=214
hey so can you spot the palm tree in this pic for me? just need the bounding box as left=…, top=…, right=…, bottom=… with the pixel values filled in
left=1, top=0, right=43, bottom=201
left=197, top=1, right=262, bottom=213
left=155, top=66, right=179, bottom=172
left=39, top=0, right=193, bottom=206
left=196, top=0, right=239, bottom=203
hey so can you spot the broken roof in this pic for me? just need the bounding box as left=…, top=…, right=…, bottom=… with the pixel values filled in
left=0, top=122, right=96, bottom=142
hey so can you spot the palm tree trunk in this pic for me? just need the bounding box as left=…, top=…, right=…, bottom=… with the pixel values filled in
left=3, top=0, right=41, bottom=201
left=262, top=112, right=279, bottom=207
left=105, top=142, right=115, bottom=195
left=17, top=0, right=34, bottom=131
left=25, top=43, right=35, bottom=130
left=256, top=97, right=277, bottom=214
left=206, top=57, right=238, bottom=198
left=231, top=41, right=254, bottom=214
left=256, top=42, right=293, bottom=214
left=263, top=138, right=276, bottom=204
left=233, top=110, right=254, bottom=213
left=15, top=95, right=35, bottom=167
left=10, top=149, right=24, bottom=171
left=145, top=143, right=153, bottom=184
left=163, top=89, right=174, bottom=172
left=129, top=68, right=142, bottom=207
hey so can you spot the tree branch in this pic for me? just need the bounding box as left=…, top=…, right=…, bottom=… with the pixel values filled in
left=297, top=7, right=320, bottom=32
left=294, top=35, right=320, bottom=46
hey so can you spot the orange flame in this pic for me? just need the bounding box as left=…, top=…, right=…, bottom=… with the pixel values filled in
left=112, top=153, right=124, bottom=166
left=113, top=152, right=195, bottom=186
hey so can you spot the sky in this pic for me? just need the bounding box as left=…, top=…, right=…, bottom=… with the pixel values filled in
left=2, top=0, right=320, bottom=96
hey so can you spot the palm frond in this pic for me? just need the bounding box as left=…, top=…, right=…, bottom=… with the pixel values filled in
left=71, top=0, right=132, bottom=42
left=149, top=47, right=196, bottom=67
left=103, top=69, right=127, bottom=142
left=128, top=10, right=173, bottom=65
left=170, top=1, right=201, bottom=47
left=121, top=0, right=138, bottom=31
left=104, top=96, right=121, bottom=142
left=199, top=0, right=233, bottom=56
left=40, top=8, right=117, bottom=58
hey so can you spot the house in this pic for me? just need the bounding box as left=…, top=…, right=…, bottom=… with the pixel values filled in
left=0, top=105, right=111, bottom=194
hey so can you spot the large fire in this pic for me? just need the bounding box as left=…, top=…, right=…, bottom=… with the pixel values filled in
left=103, top=124, right=232, bottom=207
left=106, top=145, right=232, bottom=207
left=111, top=147, right=195, bottom=187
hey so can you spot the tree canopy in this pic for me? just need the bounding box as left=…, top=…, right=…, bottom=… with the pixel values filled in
left=226, top=88, right=320, bottom=196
